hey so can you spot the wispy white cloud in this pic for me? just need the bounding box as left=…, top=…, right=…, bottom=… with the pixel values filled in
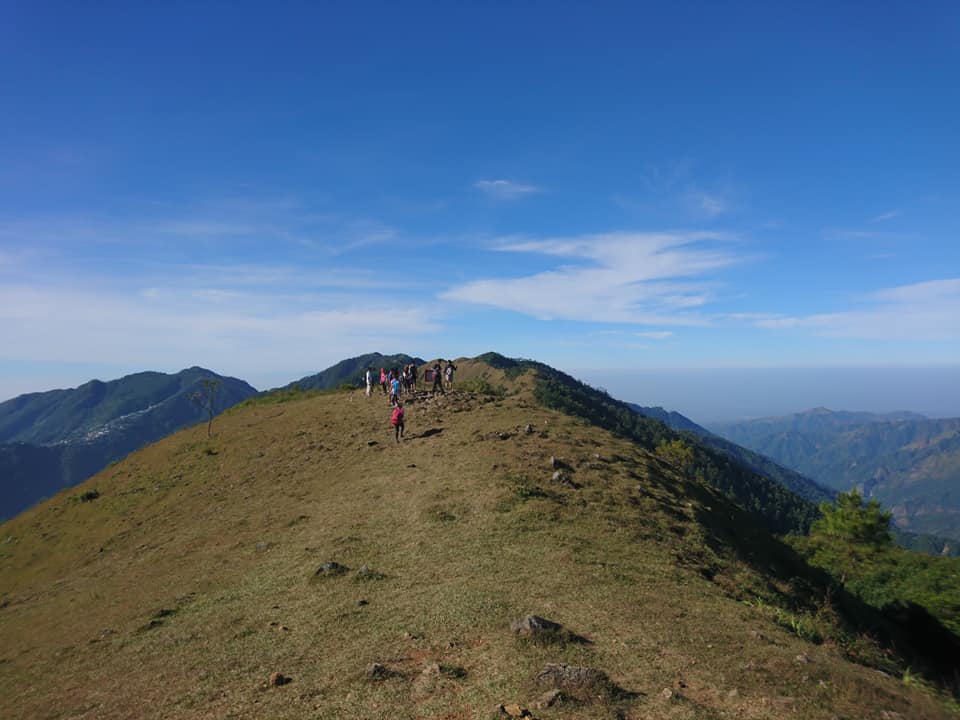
left=0, top=282, right=443, bottom=383
left=749, top=278, right=960, bottom=341
left=870, top=209, right=901, bottom=223
left=633, top=331, right=674, bottom=339
left=472, top=179, right=541, bottom=200
left=821, top=226, right=913, bottom=243
left=0, top=200, right=398, bottom=256
left=155, top=221, right=259, bottom=237
left=442, top=231, right=739, bottom=324
left=697, top=193, right=727, bottom=217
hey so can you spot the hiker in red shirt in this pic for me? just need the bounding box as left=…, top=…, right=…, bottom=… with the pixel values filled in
left=391, top=401, right=405, bottom=443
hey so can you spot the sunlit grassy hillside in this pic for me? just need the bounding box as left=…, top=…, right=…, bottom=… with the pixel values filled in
left=0, top=359, right=954, bottom=719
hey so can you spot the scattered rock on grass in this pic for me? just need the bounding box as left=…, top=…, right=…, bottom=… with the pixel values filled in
left=315, top=561, right=349, bottom=577
left=496, top=703, right=532, bottom=718
left=269, top=672, right=291, bottom=686
left=356, top=564, right=385, bottom=580
left=510, top=614, right=562, bottom=637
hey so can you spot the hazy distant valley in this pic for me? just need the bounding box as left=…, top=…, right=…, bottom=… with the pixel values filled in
left=709, top=409, right=960, bottom=542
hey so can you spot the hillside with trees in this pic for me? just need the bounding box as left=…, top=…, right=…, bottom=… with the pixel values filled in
left=710, top=409, right=960, bottom=541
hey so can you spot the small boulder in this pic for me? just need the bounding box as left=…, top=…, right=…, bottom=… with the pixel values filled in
left=510, top=614, right=562, bottom=636
left=356, top=564, right=384, bottom=580
left=496, top=703, right=531, bottom=718
left=315, top=561, right=348, bottom=576
left=269, top=672, right=290, bottom=686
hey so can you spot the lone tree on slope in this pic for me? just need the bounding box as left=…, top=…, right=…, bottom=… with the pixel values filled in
left=190, top=378, right=222, bottom=438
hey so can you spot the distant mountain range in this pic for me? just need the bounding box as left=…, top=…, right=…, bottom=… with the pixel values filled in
left=629, top=403, right=835, bottom=506
left=0, top=368, right=257, bottom=521
left=279, top=352, right=425, bottom=392
left=709, top=408, right=960, bottom=541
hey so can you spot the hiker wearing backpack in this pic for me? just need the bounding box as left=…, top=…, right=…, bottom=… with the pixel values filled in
left=379, top=368, right=387, bottom=395
left=365, top=367, right=373, bottom=397
left=390, top=375, right=401, bottom=406
left=431, top=360, right=444, bottom=395
left=444, top=360, right=457, bottom=389
left=391, top=401, right=405, bottom=443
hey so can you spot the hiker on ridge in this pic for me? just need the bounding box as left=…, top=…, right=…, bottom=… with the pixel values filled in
left=431, top=360, right=444, bottom=395
left=444, top=360, right=457, bottom=390
left=390, top=373, right=401, bottom=406
left=365, top=367, right=373, bottom=397
left=391, top=400, right=405, bottom=443
left=379, top=367, right=387, bottom=395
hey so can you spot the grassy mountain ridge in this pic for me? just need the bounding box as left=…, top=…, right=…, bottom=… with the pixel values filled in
left=709, top=410, right=960, bottom=541
left=280, top=352, right=425, bottom=392
left=1, top=355, right=957, bottom=718
left=0, top=368, right=257, bottom=521
left=470, top=354, right=821, bottom=535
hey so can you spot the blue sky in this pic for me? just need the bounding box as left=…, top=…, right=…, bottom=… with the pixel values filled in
left=2, top=2, right=959, bottom=418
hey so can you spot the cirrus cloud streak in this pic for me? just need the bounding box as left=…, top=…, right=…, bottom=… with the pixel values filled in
left=753, top=278, right=960, bottom=341
left=442, top=231, right=740, bottom=324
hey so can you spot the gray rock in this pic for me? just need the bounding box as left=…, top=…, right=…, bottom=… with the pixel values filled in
left=315, top=561, right=349, bottom=576
left=511, top=614, right=562, bottom=636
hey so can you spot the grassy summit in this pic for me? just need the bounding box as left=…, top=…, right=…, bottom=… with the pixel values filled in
left=0, top=357, right=955, bottom=719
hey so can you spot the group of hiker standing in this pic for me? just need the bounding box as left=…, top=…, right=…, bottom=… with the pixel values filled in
left=362, top=360, right=458, bottom=443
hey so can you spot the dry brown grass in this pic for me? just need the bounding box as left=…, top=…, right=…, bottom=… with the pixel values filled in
left=0, top=358, right=954, bottom=719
